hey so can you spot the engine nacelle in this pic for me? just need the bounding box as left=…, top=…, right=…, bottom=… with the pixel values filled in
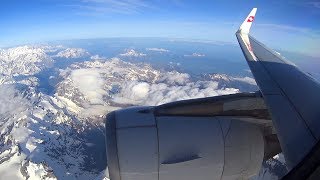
left=106, top=98, right=266, bottom=180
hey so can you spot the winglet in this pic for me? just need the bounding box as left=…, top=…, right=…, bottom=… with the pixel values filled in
left=238, top=8, right=257, bottom=34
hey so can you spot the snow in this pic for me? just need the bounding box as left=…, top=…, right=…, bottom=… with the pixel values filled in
left=55, top=95, right=82, bottom=114
left=55, top=48, right=90, bottom=59
left=0, top=151, right=25, bottom=180
left=119, top=49, right=146, bottom=57
left=0, top=46, right=53, bottom=76
left=94, top=169, right=110, bottom=180
left=26, top=161, right=56, bottom=180
left=252, top=154, right=287, bottom=180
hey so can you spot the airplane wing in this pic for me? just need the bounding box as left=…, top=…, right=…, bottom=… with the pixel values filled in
left=105, top=8, right=320, bottom=180
left=236, top=8, right=320, bottom=178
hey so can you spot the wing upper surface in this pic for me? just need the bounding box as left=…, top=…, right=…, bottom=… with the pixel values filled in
left=236, top=8, right=320, bottom=169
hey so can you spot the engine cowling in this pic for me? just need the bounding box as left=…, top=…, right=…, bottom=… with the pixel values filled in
left=105, top=93, right=274, bottom=180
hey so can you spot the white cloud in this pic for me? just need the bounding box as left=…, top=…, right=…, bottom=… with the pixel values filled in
left=113, top=80, right=239, bottom=106
left=119, top=49, right=146, bottom=57
left=114, top=82, right=149, bottom=103
left=58, top=58, right=256, bottom=116
left=67, top=0, right=186, bottom=16
left=71, top=68, right=106, bottom=105
left=146, top=48, right=170, bottom=52
left=184, top=53, right=205, bottom=57
left=131, top=82, right=150, bottom=99
left=90, top=54, right=106, bottom=60
left=112, top=70, right=240, bottom=106
left=0, top=85, right=28, bottom=118
left=157, top=71, right=190, bottom=85
left=56, top=58, right=162, bottom=118
left=72, top=0, right=152, bottom=15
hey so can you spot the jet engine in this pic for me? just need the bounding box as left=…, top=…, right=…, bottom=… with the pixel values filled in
left=105, top=92, right=280, bottom=180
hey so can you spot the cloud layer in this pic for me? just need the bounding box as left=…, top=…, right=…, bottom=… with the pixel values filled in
left=0, top=85, right=28, bottom=118
left=113, top=80, right=239, bottom=106
left=56, top=58, right=256, bottom=119
left=184, top=53, right=205, bottom=57
left=71, top=68, right=106, bottom=105
left=75, top=0, right=151, bottom=15
left=146, top=48, right=170, bottom=52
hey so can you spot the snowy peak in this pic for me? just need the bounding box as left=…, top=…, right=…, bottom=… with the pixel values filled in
left=119, top=49, right=146, bottom=57
left=0, top=46, right=53, bottom=76
left=0, top=46, right=50, bottom=63
left=55, top=48, right=90, bottom=59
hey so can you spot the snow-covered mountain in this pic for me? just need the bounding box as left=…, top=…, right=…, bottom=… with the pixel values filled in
left=0, top=85, right=108, bottom=179
left=203, top=73, right=258, bottom=92
left=54, top=48, right=90, bottom=59
left=119, top=49, right=146, bottom=57
left=0, top=45, right=106, bottom=179
left=0, top=46, right=53, bottom=76
left=0, top=44, right=287, bottom=180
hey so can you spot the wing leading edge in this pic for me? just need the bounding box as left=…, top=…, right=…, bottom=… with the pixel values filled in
left=236, top=8, right=320, bottom=170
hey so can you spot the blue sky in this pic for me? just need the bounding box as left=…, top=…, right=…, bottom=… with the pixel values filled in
left=1, top=0, right=320, bottom=57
